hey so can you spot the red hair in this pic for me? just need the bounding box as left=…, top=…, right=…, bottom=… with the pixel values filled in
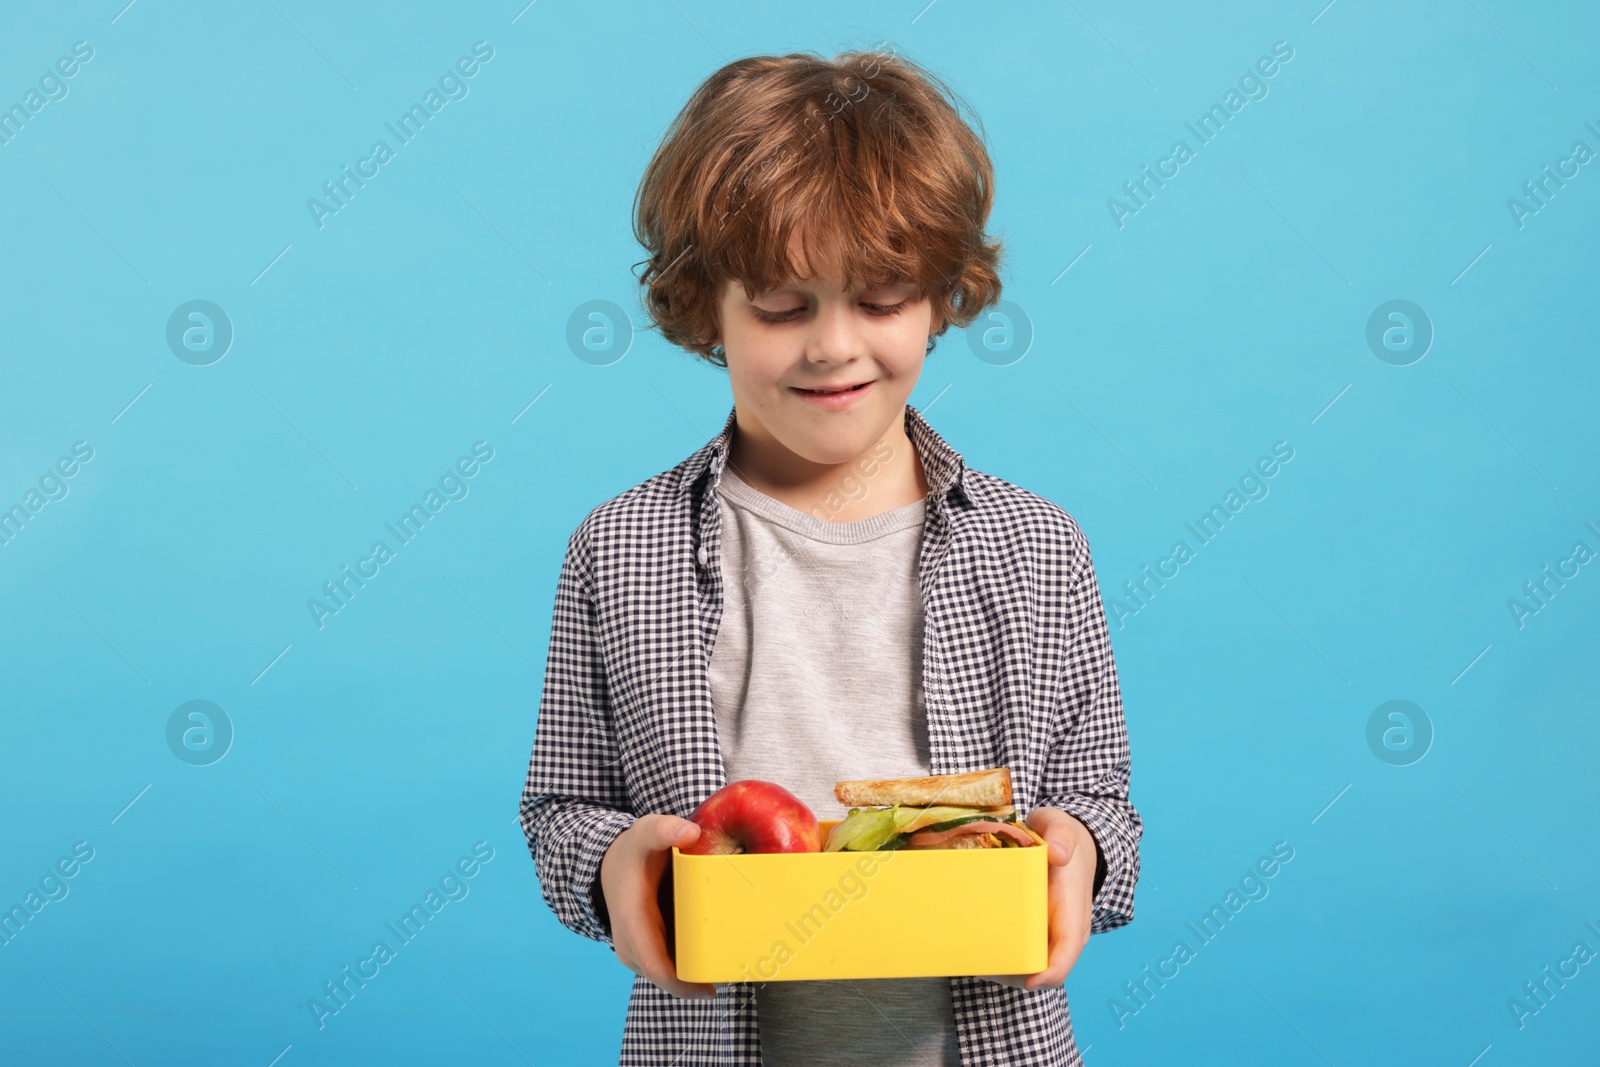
left=632, top=48, right=1005, bottom=367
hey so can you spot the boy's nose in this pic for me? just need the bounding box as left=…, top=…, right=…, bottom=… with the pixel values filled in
left=805, top=312, right=866, bottom=365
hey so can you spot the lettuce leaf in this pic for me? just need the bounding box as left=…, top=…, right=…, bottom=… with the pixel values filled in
left=824, top=804, right=1020, bottom=852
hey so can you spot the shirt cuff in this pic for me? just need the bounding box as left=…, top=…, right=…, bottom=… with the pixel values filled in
left=528, top=799, right=638, bottom=949
left=1037, top=793, right=1137, bottom=934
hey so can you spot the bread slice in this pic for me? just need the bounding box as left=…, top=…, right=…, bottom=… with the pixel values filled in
left=834, top=767, right=1012, bottom=808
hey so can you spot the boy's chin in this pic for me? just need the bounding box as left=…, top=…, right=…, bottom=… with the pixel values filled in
left=778, top=405, right=904, bottom=455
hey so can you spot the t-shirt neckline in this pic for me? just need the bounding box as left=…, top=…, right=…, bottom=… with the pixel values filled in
left=718, top=465, right=926, bottom=545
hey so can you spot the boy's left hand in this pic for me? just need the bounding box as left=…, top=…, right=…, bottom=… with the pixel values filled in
left=977, top=807, right=1098, bottom=991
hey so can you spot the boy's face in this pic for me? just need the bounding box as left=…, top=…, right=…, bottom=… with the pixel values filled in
left=713, top=260, right=941, bottom=470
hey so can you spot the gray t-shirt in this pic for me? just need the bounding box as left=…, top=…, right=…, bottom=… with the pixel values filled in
left=708, top=465, right=960, bottom=1067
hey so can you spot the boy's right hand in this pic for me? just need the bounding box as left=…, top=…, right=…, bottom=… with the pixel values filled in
left=599, top=814, right=718, bottom=1000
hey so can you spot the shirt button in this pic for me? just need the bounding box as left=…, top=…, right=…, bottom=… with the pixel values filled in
left=696, top=545, right=709, bottom=567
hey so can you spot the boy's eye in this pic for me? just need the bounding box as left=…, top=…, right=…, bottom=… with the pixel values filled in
left=750, top=300, right=908, bottom=324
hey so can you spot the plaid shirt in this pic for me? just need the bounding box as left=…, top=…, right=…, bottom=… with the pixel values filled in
left=519, top=403, right=1141, bottom=1066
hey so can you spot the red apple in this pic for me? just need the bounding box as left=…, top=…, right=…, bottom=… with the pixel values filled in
left=681, top=780, right=821, bottom=855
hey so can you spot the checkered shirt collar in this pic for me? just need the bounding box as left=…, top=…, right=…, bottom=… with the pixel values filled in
left=677, top=402, right=973, bottom=512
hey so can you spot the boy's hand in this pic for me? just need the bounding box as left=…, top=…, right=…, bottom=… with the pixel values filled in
left=599, top=814, right=718, bottom=1000
left=977, top=807, right=1098, bottom=991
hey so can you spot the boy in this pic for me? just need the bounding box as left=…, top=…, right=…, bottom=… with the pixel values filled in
left=520, top=49, right=1140, bottom=1066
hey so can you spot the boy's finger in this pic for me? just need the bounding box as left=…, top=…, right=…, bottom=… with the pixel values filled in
left=645, top=814, right=701, bottom=851
left=1023, top=941, right=1077, bottom=990
left=1021, top=876, right=1088, bottom=989
left=1046, top=827, right=1074, bottom=867
left=1023, top=914, right=1079, bottom=989
left=657, top=973, right=718, bottom=999
left=632, top=923, right=716, bottom=999
left=1025, top=808, right=1074, bottom=866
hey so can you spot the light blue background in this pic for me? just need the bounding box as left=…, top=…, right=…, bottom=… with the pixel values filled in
left=2, top=1, right=1596, bottom=1064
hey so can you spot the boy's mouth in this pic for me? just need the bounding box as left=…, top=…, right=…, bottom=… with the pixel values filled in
left=790, top=380, right=875, bottom=409
left=792, top=382, right=871, bottom=395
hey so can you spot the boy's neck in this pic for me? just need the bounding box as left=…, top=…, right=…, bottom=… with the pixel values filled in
left=723, top=408, right=929, bottom=523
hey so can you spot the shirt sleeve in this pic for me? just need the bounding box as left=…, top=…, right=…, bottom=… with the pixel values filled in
left=519, top=520, right=638, bottom=950
left=1033, top=526, right=1143, bottom=935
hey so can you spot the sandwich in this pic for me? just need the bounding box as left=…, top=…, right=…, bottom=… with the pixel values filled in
left=823, top=768, right=1043, bottom=851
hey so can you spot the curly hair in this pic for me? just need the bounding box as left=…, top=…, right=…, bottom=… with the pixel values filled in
left=632, top=47, right=1005, bottom=368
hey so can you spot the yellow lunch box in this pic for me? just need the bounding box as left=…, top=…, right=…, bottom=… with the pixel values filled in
left=671, top=819, right=1049, bottom=983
